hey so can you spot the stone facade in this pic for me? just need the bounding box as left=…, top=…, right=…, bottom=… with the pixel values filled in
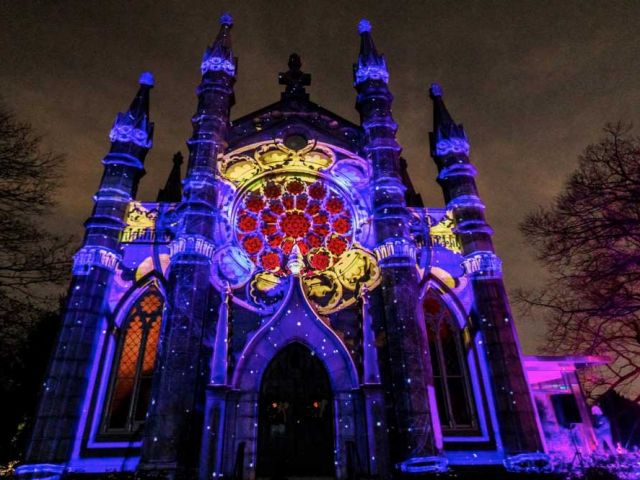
left=17, top=15, right=605, bottom=480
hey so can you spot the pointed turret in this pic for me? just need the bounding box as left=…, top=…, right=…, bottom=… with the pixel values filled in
left=139, top=14, right=238, bottom=479
left=84, top=72, right=155, bottom=250
left=353, top=19, right=440, bottom=472
left=353, top=19, right=389, bottom=85
left=427, top=84, right=545, bottom=457
left=22, top=72, right=155, bottom=470
left=156, top=151, right=183, bottom=202
left=428, top=83, right=469, bottom=158
left=201, top=13, right=236, bottom=77
left=109, top=72, right=154, bottom=149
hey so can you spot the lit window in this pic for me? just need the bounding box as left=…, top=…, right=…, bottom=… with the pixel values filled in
left=424, top=293, right=478, bottom=434
left=102, top=286, right=163, bottom=435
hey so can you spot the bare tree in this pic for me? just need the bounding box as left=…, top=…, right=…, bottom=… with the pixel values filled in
left=0, top=101, right=72, bottom=461
left=519, top=123, right=640, bottom=404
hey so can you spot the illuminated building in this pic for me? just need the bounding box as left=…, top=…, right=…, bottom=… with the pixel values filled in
left=17, top=15, right=608, bottom=480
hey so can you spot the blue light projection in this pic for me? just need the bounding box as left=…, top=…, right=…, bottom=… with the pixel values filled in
left=200, top=13, right=236, bottom=77
left=16, top=14, right=616, bottom=480
left=354, top=19, right=389, bottom=85
left=108, top=72, right=154, bottom=148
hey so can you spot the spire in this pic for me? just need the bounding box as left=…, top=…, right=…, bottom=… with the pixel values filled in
left=157, top=151, right=183, bottom=202
left=278, top=53, right=311, bottom=99
left=428, top=82, right=469, bottom=157
left=201, top=13, right=236, bottom=77
left=353, top=19, right=389, bottom=85
left=109, top=72, right=154, bottom=148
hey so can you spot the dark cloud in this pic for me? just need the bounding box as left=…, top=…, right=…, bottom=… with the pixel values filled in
left=1, top=1, right=638, bottom=352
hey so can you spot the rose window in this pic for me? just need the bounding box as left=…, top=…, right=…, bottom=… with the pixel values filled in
left=235, top=177, right=354, bottom=275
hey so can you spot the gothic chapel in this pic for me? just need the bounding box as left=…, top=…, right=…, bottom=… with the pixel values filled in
left=18, top=14, right=605, bottom=480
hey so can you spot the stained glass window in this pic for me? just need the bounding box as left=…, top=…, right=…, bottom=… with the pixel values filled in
left=424, top=293, right=478, bottom=434
left=102, top=286, right=163, bottom=434
left=235, top=176, right=353, bottom=275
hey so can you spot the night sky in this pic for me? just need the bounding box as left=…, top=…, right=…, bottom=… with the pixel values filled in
left=1, top=1, right=639, bottom=352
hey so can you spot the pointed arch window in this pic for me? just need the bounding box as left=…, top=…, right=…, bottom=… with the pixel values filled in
left=102, top=285, right=164, bottom=435
left=424, top=293, right=479, bottom=435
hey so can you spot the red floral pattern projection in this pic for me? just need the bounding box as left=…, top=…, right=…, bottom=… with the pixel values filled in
left=236, top=177, right=354, bottom=274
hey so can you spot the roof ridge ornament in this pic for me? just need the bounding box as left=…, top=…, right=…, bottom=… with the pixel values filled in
left=278, top=53, right=311, bottom=98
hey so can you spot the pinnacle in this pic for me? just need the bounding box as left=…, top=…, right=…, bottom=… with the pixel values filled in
left=358, top=18, right=372, bottom=34
left=139, top=71, right=155, bottom=87
left=429, top=82, right=443, bottom=98
left=219, top=12, right=233, bottom=26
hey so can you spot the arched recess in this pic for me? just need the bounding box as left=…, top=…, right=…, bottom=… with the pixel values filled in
left=227, top=279, right=360, bottom=480
left=418, top=274, right=470, bottom=330
left=419, top=275, right=491, bottom=442
left=90, top=273, right=167, bottom=442
left=257, top=342, right=335, bottom=477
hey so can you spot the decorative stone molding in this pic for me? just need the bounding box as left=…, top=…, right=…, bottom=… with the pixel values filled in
left=396, top=456, right=449, bottom=473
left=200, top=55, right=236, bottom=77
left=169, top=234, right=216, bottom=260
left=14, top=463, right=65, bottom=480
left=504, top=453, right=552, bottom=474
left=435, top=136, right=470, bottom=157
left=462, top=251, right=503, bottom=278
left=72, top=247, right=120, bottom=275
left=354, top=62, right=389, bottom=85
left=374, top=239, right=417, bottom=262
left=109, top=123, right=152, bottom=148
left=446, top=194, right=485, bottom=210
left=437, top=162, right=477, bottom=181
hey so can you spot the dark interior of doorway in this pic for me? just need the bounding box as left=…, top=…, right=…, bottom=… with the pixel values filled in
left=257, top=342, right=334, bottom=478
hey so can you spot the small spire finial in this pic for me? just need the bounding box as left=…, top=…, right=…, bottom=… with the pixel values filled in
left=139, top=71, right=155, bottom=87
left=358, top=18, right=372, bottom=34
left=430, top=82, right=443, bottom=98
left=287, top=244, right=305, bottom=276
left=219, top=12, right=233, bottom=26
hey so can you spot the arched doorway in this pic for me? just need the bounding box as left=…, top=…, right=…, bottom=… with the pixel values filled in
left=257, top=342, right=334, bottom=478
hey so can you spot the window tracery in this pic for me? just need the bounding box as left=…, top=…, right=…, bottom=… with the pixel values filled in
left=235, top=176, right=353, bottom=276
left=102, top=285, right=164, bottom=435
left=424, top=293, right=478, bottom=434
